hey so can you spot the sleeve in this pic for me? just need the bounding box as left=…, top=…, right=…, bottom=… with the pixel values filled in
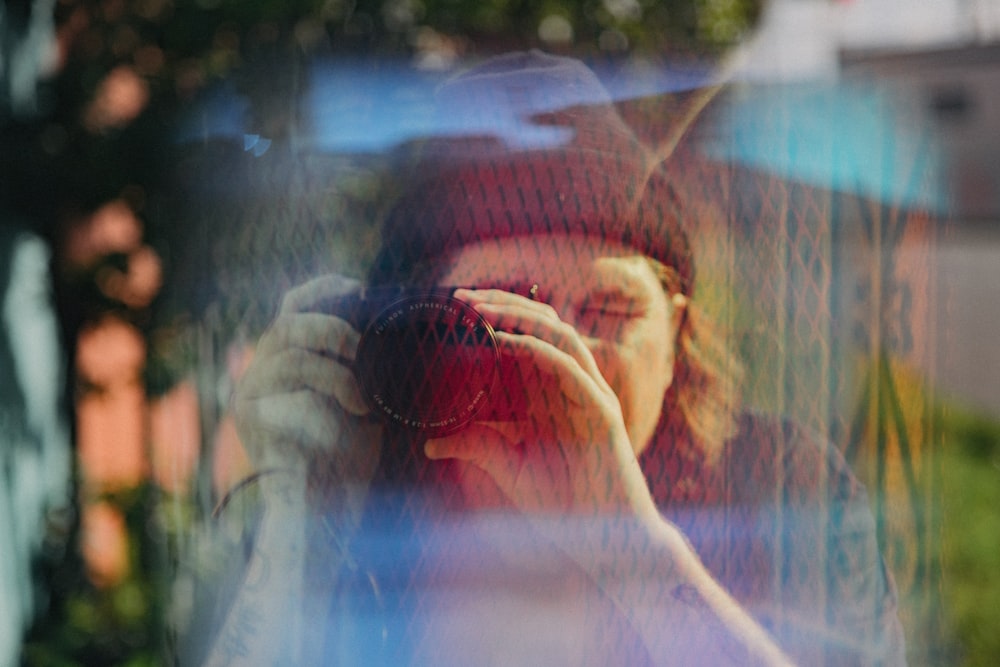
left=769, top=421, right=908, bottom=667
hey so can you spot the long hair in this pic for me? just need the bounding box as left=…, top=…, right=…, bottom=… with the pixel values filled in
left=646, top=259, right=744, bottom=467
left=365, top=249, right=744, bottom=480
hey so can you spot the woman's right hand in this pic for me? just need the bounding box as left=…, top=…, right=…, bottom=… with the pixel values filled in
left=205, top=275, right=385, bottom=667
left=231, top=274, right=382, bottom=514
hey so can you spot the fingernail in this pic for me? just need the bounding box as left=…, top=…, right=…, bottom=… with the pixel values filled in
left=424, top=439, right=440, bottom=459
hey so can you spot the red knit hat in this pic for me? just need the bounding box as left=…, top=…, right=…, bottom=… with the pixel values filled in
left=372, top=51, right=695, bottom=295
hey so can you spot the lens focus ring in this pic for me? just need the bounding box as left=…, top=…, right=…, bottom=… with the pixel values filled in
left=354, top=294, right=500, bottom=437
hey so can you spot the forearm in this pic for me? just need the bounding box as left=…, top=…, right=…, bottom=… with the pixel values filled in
left=567, top=512, right=795, bottom=667
left=203, top=473, right=318, bottom=667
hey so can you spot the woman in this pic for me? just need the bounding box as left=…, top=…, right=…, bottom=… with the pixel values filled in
left=210, top=52, right=904, bottom=666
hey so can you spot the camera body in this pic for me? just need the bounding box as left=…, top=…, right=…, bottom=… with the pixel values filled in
left=328, top=286, right=526, bottom=437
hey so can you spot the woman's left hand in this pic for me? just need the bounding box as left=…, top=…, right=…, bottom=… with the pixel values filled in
left=423, top=287, right=658, bottom=521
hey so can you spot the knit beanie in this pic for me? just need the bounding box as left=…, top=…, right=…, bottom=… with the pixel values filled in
left=371, top=50, right=695, bottom=296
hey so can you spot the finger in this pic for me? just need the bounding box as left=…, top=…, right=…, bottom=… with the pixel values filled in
left=426, top=424, right=575, bottom=513
left=456, top=289, right=608, bottom=389
left=279, top=274, right=362, bottom=315
left=475, top=302, right=608, bottom=390
left=256, top=312, right=361, bottom=361
left=239, top=347, right=369, bottom=416
left=494, top=330, right=606, bottom=409
left=453, top=288, right=559, bottom=321
left=239, top=390, right=381, bottom=474
left=240, top=390, right=345, bottom=454
left=425, top=423, right=524, bottom=489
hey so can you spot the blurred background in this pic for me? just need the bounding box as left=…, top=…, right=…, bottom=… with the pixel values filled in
left=1, top=0, right=997, bottom=665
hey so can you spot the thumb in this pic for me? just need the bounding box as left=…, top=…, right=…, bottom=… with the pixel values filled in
left=424, top=423, right=525, bottom=491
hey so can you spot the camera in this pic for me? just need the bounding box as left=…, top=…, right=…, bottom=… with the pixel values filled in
left=328, top=287, right=527, bottom=437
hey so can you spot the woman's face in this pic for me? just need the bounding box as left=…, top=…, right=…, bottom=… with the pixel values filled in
left=437, top=233, right=686, bottom=457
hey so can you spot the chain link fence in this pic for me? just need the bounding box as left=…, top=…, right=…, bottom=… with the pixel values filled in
left=150, top=68, right=945, bottom=665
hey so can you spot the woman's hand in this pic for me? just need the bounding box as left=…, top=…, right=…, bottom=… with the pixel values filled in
left=418, top=292, right=794, bottom=667
left=207, top=275, right=387, bottom=667
left=423, top=287, right=658, bottom=520
left=231, top=274, right=382, bottom=514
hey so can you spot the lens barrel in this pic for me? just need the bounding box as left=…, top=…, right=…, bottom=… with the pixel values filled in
left=340, top=289, right=522, bottom=437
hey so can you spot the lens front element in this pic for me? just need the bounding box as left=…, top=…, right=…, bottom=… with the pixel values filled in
left=354, top=294, right=500, bottom=437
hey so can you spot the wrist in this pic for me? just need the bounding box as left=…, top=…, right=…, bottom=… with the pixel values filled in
left=536, top=509, right=694, bottom=588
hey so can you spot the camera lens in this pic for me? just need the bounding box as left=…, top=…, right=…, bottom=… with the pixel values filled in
left=354, top=294, right=500, bottom=437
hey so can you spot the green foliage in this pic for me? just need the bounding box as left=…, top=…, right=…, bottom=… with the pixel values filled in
left=23, top=485, right=168, bottom=667
left=936, top=404, right=1000, bottom=667
left=695, top=0, right=760, bottom=45
left=333, top=0, right=759, bottom=53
